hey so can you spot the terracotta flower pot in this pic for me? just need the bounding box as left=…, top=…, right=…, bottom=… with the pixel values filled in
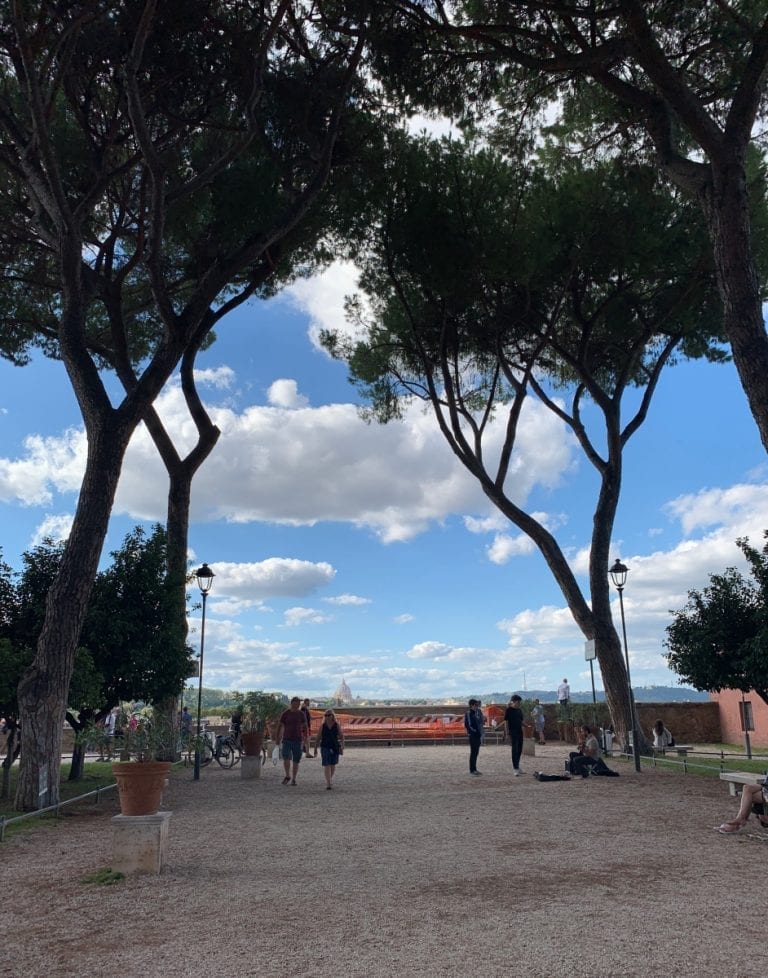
left=112, top=761, right=172, bottom=816
left=240, top=731, right=264, bottom=756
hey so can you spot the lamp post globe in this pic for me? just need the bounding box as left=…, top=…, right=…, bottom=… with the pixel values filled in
left=193, top=563, right=215, bottom=781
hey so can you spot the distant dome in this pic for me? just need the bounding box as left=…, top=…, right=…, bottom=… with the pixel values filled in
left=333, top=678, right=353, bottom=705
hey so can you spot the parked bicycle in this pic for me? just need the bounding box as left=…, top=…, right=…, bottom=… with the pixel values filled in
left=184, top=724, right=241, bottom=769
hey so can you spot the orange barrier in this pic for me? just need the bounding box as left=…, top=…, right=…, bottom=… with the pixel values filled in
left=309, top=707, right=508, bottom=742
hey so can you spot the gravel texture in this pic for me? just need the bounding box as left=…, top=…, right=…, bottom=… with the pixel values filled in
left=2, top=742, right=765, bottom=978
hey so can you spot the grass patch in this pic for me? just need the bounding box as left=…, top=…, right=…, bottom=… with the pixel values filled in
left=80, top=867, right=125, bottom=886
left=613, top=744, right=768, bottom=779
left=0, top=760, right=116, bottom=820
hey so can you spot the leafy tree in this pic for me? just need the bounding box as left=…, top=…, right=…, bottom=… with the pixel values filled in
left=370, top=1, right=768, bottom=453
left=0, top=528, right=194, bottom=779
left=665, top=534, right=768, bottom=705
left=0, top=1, right=375, bottom=809
left=325, top=136, right=723, bottom=745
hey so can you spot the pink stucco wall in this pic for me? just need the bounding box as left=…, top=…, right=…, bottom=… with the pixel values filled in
left=711, top=689, right=768, bottom=747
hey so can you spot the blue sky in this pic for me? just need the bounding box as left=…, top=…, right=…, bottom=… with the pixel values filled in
left=1, top=260, right=767, bottom=702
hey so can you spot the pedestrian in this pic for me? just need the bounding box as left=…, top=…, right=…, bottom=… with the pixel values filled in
left=180, top=706, right=193, bottom=744
left=100, top=708, right=116, bottom=761
left=317, top=709, right=345, bottom=789
left=301, top=697, right=314, bottom=757
left=557, top=678, right=570, bottom=720
left=276, top=696, right=309, bottom=786
left=464, top=698, right=485, bottom=776
left=505, top=694, right=525, bottom=776
left=531, top=698, right=546, bottom=744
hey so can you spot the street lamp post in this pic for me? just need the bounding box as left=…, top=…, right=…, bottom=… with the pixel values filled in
left=609, top=559, right=641, bottom=773
left=193, top=563, right=215, bottom=781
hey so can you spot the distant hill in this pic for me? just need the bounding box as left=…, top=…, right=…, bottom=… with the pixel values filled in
left=485, top=685, right=709, bottom=704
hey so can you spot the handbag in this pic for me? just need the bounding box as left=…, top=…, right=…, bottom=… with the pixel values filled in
left=271, top=745, right=280, bottom=765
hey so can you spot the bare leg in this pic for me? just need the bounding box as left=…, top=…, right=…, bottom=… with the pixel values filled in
left=720, top=784, right=763, bottom=829
left=291, top=760, right=300, bottom=784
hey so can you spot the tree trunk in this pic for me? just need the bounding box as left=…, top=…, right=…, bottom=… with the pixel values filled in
left=700, top=156, right=768, bottom=454
left=14, top=421, right=132, bottom=810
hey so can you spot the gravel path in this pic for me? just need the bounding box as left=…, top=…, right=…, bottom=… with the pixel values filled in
left=2, top=743, right=764, bottom=978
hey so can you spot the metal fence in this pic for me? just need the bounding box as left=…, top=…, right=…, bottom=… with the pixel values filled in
left=0, top=782, right=117, bottom=842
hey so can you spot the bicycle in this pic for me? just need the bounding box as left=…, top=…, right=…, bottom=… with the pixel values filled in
left=184, top=726, right=240, bottom=769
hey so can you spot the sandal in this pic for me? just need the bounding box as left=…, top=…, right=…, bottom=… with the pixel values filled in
left=281, top=776, right=290, bottom=785
left=716, top=821, right=744, bottom=834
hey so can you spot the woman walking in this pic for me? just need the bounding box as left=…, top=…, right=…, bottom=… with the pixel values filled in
left=318, top=709, right=345, bottom=789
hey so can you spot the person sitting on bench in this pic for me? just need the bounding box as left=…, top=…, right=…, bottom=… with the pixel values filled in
left=652, top=719, right=674, bottom=749
left=568, top=724, right=601, bottom=776
left=716, top=780, right=768, bottom=834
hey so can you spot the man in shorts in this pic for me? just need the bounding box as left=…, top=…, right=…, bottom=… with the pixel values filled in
left=276, top=697, right=309, bottom=785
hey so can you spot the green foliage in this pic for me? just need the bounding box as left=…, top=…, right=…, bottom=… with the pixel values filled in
left=665, top=533, right=768, bottom=704
left=0, top=527, right=195, bottom=717
left=80, top=868, right=125, bottom=886
left=82, top=526, right=195, bottom=709
left=232, top=690, right=287, bottom=732
left=331, top=135, right=724, bottom=421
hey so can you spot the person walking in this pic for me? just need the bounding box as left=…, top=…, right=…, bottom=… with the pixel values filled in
left=464, top=698, right=485, bottom=776
left=505, top=694, right=525, bottom=776
left=531, top=698, right=546, bottom=744
left=301, top=697, right=314, bottom=757
left=276, top=697, right=309, bottom=786
left=317, top=709, right=345, bottom=789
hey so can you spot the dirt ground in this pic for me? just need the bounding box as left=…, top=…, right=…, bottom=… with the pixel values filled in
left=1, top=742, right=764, bottom=978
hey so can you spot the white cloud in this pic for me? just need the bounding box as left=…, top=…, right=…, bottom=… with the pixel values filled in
left=193, top=366, right=235, bottom=389
left=394, top=613, right=415, bottom=625
left=283, top=260, right=361, bottom=351
left=267, top=379, right=309, bottom=409
left=282, top=606, right=333, bottom=628
left=209, top=559, right=336, bottom=600
left=323, top=594, right=371, bottom=606
left=0, top=429, right=86, bottom=505
left=31, top=513, right=74, bottom=545
left=105, top=375, right=575, bottom=543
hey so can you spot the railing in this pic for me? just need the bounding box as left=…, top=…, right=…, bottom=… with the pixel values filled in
left=0, top=782, right=117, bottom=842
left=615, top=746, right=768, bottom=777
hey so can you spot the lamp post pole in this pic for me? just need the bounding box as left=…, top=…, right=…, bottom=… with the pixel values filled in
left=193, top=563, right=215, bottom=781
left=610, top=559, right=641, bottom=773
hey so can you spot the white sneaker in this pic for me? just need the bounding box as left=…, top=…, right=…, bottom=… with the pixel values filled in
left=513, top=768, right=522, bottom=777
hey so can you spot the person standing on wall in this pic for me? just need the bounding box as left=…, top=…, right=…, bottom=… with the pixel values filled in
left=276, top=697, right=309, bottom=786
left=557, top=678, right=570, bottom=718
left=505, top=695, right=525, bottom=776
left=464, top=698, right=485, bottom=776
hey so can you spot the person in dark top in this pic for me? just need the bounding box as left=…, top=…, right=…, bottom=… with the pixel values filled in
left=504, top=694, right=525, bottom=777
left=464, top=698, right=485, bottom=776
left=301, top=698, right=314, bottom=757
left=317, top=709, right=345, bottom=789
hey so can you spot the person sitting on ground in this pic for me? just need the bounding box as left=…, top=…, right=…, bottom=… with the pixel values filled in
left=651, top=719, right=674, bottom=749
left=568, top=724, right=601, bottom=776
left=716, top=780, right=768, bottom=834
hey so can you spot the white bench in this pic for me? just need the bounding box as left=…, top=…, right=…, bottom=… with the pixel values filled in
left=719, top=771, right=765, bottom=796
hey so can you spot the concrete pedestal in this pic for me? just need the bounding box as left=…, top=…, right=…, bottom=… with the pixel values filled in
left=111, top=811, right=172, bottom=875
left=241, top=755, right=262, bottom=780
left=522, top=737, right=536, bottom=757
